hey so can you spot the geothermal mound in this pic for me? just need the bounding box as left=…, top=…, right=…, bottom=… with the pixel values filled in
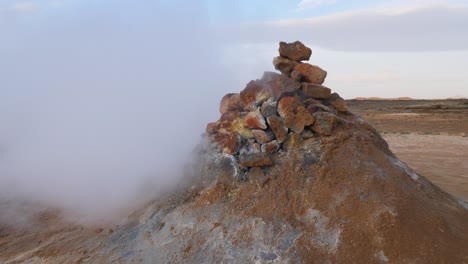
left=1, top=41, right=468, bottom=263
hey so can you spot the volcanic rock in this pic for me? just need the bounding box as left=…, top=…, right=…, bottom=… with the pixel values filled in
left=278, top=96, right=314, bottom=134
left=327, top=92, right=348, bottom=112
left=267, top=74, right=301, bottom=100
left=273, top=56, right=298, bottom=75
left=240, top=80, right=272, bottom=110
left=266, top=115, right=289, bottom=143
left=244, top=111, right=267, bottom=130
left=239, top=152, right=272, bottom=168
left=279, top=41, right=312, bottom=62
left=294, top=63, right=327, bottom=84
left=302, top=83, right=331, bottom=99
left=260, top=101, right=277, bottom=117
left=261, top=140, right=280, bottom=154
left=211, top=132, right=241, bottom=154
left=252, top=130, right=275, bottom=144
left=219, top=93, right=244, bottom=114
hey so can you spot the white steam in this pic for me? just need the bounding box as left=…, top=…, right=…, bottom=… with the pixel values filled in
left=0, top=2, right=242, bottom=224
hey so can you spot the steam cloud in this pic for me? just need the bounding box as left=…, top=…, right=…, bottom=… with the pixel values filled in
left=0, top=2, right=243, bottom=224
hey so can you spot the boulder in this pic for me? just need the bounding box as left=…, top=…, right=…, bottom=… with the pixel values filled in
left=211, top=132, right=241, bottom=154
left=277, top=96, right=302, bottom=118
left=327, top=92, right=347, bottom=112
left=294, top=64, right=327, bottom=84
left=252, top=130, right=275, bottom=144
left=239, top=153, right=272, bottom=168
left=278, top=96, right=314, bottom=134
left=261, top=140, right=280, bottom=154
left=302, top=83, right=331, bottom=99
left=269, top=74, right=301, bottom=99
left=273, top=56, right=298, bottom=75
left=220, top=93, right=244, bottom=114
left=240, top=81, right=272, bottom=110
left=287, top=106, right=314, bottom=134
left=266, top=115, right=289, bottom=143
left=278, top=41, right=312, bottom=62
left=260, top=101, right=277, bottom=117
left=244, top=111, right=267, bottom=130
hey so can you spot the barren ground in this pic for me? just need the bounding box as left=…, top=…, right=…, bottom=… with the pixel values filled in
left=348, top=99, right=468, bottom=201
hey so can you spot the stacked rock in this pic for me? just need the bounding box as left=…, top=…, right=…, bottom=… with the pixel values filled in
left=204, top=41, right=348, bottom=171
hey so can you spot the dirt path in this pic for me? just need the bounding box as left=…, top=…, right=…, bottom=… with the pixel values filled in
left=383, top=134, right=468, bottom=201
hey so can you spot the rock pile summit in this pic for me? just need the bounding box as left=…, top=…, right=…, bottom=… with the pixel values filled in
left=205, top=41, right=347, bottom=174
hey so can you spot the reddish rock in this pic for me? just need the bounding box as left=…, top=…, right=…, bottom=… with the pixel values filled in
left=327, top=92, right=347, bottom=112
left=220, top=111, right=241, bottom=122
left=279, top=41, right=312, bottom=62
left=289, top=106, right=315, bottom=133
left=244, top=111, right=267, bottom=130
left=261, top=140, right=280, bottom=154
left=220, top=93, right=244, bottom=114
left=311, top=112, right=339, bottom=136
left=240, top=80, right=272, bottom=110
left=294, top=64, right=327, bottom=84
left=260, top=101, right=277, bottom=117
left=273, top=56, right=298, bottom=75
left=278, top=96, right=314, bottom=134
left=206, top=122, right=217, bottom=134
left=269, top=74, right=301, bottom=99
left=252, top=130, right=275, bottom=144
left=211, top=132, right=241, bottom=154
left=266, top=115, right=289, bottom=143
left=303, top=98, right=321, bottom=107
left=277, top=96, right=301, bottom=118
left=239, top=153, right=272, bottom=168
left=302, top=83, right=331, bottom=99
left=231, top=116, right=254, bottom=139
left=290, top=70, right=303, bottom=82
left=283, top=133, right=303, bottom=150
left=211, top=113, right=254, bottom=139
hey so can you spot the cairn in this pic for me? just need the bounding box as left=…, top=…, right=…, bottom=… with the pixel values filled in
left=204, top=41, right=347, bottom=171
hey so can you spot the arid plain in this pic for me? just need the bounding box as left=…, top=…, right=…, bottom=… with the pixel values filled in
left=348, top=99, right=468, bottom=201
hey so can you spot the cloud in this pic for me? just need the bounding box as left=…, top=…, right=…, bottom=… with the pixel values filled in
left=298, top=0, right=337, bottom=9
left=11, top=2, right=37, bottom=12
left=225, top=4, right=468, bottom=52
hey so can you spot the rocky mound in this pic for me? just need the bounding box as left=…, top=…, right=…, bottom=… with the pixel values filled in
left=204, top=40, right=346, bottom=176
left=1, top=41, right=467, bottom=264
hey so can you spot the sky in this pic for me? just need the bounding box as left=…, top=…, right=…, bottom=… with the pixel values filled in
left=0, top=0, right=467, bottom=224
